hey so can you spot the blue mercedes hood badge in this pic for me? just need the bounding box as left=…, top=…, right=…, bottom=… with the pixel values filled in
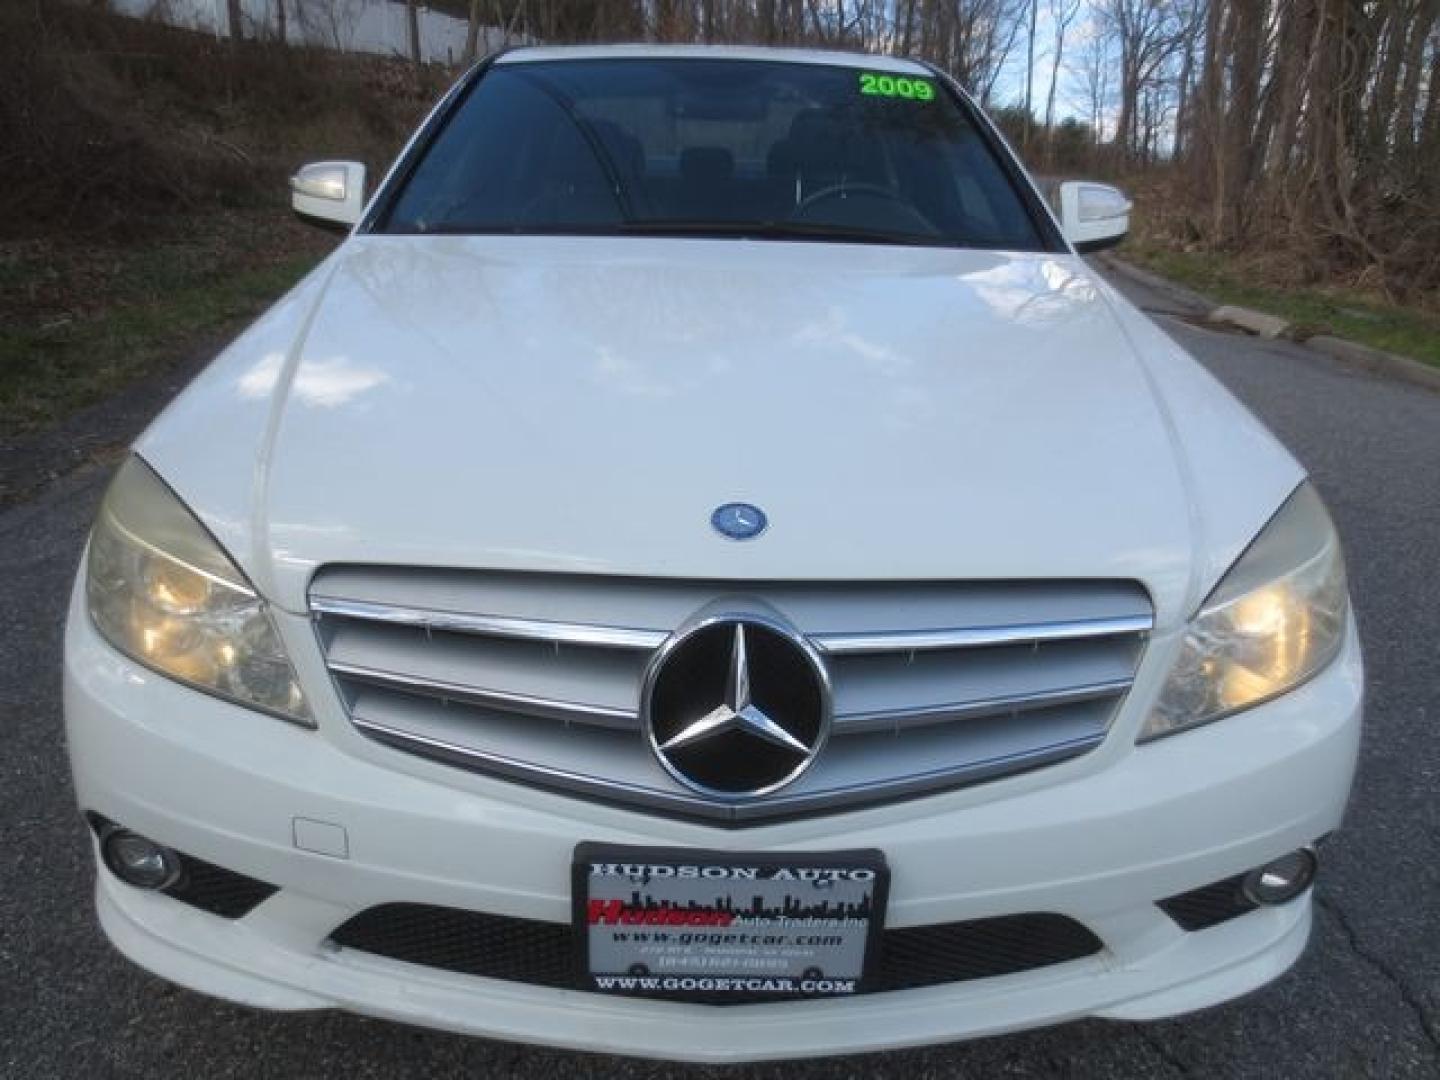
left=711, top=502, right=768, bottom=540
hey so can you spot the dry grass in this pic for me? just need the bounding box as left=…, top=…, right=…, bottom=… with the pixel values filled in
left=0, top=3, right=447, bottom=436
left=0, top=211, right=339, bottom=434
left=1, top=2, right=445, bottom=240
left=1117, top=171, right=1440, bottom=369
left=1118, top=169, right=1440, bottom=307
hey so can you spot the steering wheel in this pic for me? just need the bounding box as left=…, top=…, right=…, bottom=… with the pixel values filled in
left=791, top=182, right=939, bottom=234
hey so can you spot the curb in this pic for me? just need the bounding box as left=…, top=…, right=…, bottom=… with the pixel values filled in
left=1302, top=334, right=1440, bottom=394
left=1209, top=304, right=1288, bottom=340
left=1098, top=256, right=1440, bottom=395
left=1094, top=255, right=1212, bottom=315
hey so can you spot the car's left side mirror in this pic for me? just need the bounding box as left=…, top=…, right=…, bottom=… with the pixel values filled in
left=1055, top=181, right=1132, bottom=253
left=290, top=161, right=367, bottom=231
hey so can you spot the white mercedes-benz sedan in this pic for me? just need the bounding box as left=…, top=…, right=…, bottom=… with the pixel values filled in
left=65, top=45, right=1362, bottom=1062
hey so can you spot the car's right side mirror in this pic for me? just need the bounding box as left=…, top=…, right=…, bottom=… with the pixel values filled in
left=290, top=161, right=367, bottom=231
left=1055, top=181, right=1132, bottom=253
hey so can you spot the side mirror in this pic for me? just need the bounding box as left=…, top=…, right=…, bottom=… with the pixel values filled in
left=290, top=161, right=367, bottom=231
left=1055, top=181, right=1131, bottom=253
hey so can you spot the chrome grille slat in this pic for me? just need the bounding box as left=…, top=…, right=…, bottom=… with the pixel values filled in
left=348, top=692, right=1113, bottom=823
left=322, top=618, right=648, bottom=720
left=333, top=661, right=1130, bottom=736
left=826, top=637, right=1139, bottom=719
left=831, top=678, right=1133, bottom=735
left=312, top=571, right=1151, bottom=642
left=313, top=569, right=1152, bottom=824
left=312, top=595, right=1152, bottom=655
left=329, top=660, right=640, bottom=730
left=312, top=596, right=666, bottom=651
left=813, top=613, right=1153, bottom=655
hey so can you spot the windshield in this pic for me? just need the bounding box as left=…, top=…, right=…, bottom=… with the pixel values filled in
left=380, top=58, right=1048, bottom=251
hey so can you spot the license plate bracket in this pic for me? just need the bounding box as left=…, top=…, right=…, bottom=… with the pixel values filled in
left=573, top=842, right=889, bottom=1002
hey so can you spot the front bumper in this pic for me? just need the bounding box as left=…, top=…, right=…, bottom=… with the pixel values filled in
left=65, top=587, right=1362, bottom=1062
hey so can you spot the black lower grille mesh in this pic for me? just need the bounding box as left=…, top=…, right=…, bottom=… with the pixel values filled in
left=166, top=853, right=279, bottom=919
left=1158, top=874, right=1257, bottom=931
left=335, top=905, right=578, bottom=989
left=877, top=914, right=1102, bottom=987
left=331, top=903, right=1102, bottom=1001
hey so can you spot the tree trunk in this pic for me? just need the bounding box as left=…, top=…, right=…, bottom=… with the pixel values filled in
left=1305, top=0, right=1368, bottom=247
left=1266, top=0, right=1313, bottom=175
left=1171, top=17, right=1196, bottom=161
left=1244, top=1, right=1285, bottom=186
left=1193, top=0, right=1224, bottom=232
left=1365, top=4, right=1411, bottom=153
left=406, top=0, right=422, bottom=67
left=464, top=0, right=482, bottom=63
left=225, top=0, right=244, bottom=41
left=1420, top=31, right=1440, bottom=152
left=1114, top=65, right=1138, bottom=163
left=1042, top=22, right=1064, bottom=138
left=1392, top=0, right=1440, bottom=153
left=1022, top=0, right=1037, bottom=152
left=1216, top=0, right=1266, bottom=241
left=1042, top=0, right=1078, bottom=166
left=758, top=0, right=777, bottom=44
left=899, top=0, right=918, bottom=53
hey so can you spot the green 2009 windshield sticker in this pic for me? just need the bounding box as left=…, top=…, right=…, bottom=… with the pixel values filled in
left=858, top=73, right=936, bottom=101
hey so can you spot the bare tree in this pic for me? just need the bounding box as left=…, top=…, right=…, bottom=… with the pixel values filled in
left=226, top=0, right=244, bottom=42
left=1023, top=0, right=1038, bottom=149
left=464, top=0, right=483, bottom=62
left=406, top=0, right=422, bottom=65
left=1043, top=0, right=1084, bottom=163
left=1068, top=18, right=1114, bottom=157
left=295, top=0, right=364, bottom=51
left=1100, top=0, right=1188, bottom=163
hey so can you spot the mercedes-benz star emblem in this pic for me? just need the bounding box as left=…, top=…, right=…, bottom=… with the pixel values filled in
left=711, top=502, right=768, bottom=540
left=642, top=616, right=830, bottom=797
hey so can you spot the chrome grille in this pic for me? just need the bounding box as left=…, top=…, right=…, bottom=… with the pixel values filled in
left=311, top=569, right=1151, bottom=824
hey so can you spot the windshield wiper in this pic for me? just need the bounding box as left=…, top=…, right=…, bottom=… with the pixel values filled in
left=616, top=220, right=946, bottom=247
left=396, top=220, right=957, bottom=246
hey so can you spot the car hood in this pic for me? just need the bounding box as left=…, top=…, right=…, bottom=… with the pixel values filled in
left=139, top=236, right=1303, bottom=625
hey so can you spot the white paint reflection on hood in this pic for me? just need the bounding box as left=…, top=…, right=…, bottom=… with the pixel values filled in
left=238, top=352, right=390, bottom=408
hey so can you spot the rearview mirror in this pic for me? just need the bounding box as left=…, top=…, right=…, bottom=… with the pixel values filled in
left=290, top=161, right=367, bottom=231
left=1055, top=181, right=1131, bottom=253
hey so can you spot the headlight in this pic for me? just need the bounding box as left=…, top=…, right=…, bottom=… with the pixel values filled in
left=1142, top=482, right=1348, bottom=741
left=86, top=457, right=311, bottom=725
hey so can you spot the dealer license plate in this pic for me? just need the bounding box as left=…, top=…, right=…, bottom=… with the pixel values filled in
left=574, top=842, right=889, bottom=1001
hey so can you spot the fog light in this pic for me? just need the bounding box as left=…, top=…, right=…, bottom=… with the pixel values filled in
left=1242, top=848, right=1317, bottom=906
left=101, top=829, right=181, bottom=890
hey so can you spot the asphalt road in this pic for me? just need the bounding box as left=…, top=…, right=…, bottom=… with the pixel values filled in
left=2, top=263, right=1437, bottom=1079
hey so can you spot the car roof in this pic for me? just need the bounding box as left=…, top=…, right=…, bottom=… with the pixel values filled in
left=495, top=44, right=934, bottom=76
